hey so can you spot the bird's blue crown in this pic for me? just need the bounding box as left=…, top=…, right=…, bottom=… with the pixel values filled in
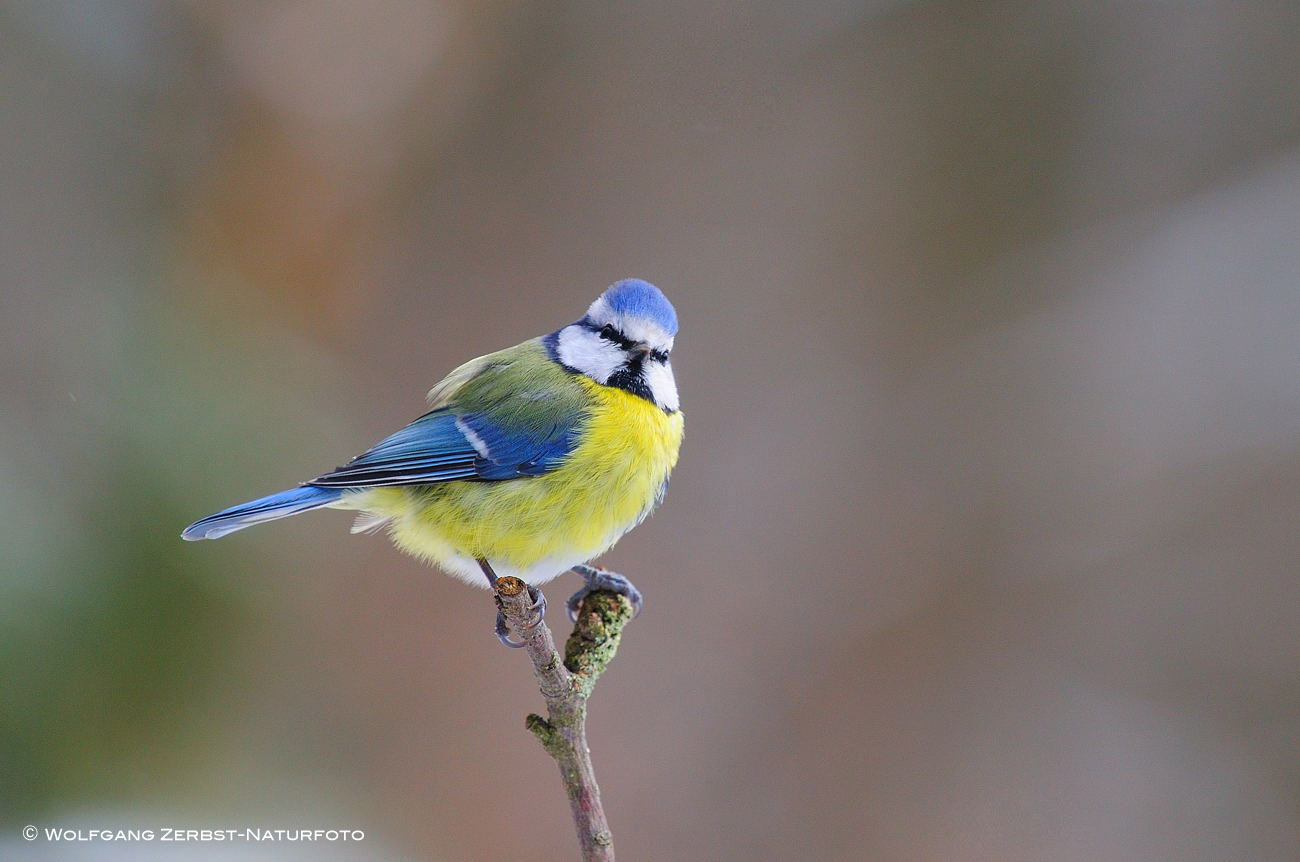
left=600, top=279, right=678, bottom=336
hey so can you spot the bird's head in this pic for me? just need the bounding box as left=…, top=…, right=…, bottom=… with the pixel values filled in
left=550, top=279, right=679, bottom=412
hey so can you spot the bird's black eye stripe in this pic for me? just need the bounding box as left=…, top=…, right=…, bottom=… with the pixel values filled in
left=597, top=323, right=637, bottom=350
left=586, top=319, right=668, bottom=360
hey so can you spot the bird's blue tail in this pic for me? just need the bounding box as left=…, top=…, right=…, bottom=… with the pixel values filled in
left=182, top=485, right=342, bottom=541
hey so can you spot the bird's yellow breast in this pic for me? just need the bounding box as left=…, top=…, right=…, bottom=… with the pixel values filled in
left=351, top=379, right=683, bottom=584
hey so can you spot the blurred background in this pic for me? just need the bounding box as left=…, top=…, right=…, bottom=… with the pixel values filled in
left=3, top=1, right=1298, bottom=860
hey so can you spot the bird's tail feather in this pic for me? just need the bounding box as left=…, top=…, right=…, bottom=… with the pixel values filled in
left=182, top=485, right=342, bottom=541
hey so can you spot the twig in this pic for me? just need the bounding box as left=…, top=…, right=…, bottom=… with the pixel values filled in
left=495, top=575, right=633, bottom=861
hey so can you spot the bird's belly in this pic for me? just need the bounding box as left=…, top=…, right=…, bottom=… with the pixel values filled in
left=352, top=381, right=683, bottom=586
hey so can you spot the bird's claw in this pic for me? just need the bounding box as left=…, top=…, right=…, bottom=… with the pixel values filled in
left=567, top=564, right=643, bottom=621
left=494, top=585, right=547, bottom=648
left=495, top=605, right=524, bottom=648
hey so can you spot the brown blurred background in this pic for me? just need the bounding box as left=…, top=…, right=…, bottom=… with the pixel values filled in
left=3, top=1, right=1298, bottom=860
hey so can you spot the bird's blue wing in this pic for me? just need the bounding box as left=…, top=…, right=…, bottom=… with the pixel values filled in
left=456, top=409, right=580, bottom=479
left=307, top=407, right=579, bottom=488
left=308, top=345, right=587, bottom=488
left=307, top=409, right=481, bottom=486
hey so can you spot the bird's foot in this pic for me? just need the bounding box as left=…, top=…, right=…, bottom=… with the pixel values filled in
left=494, top=585, right=547, bottom=648
left=567, top=564, right=642, bottom=621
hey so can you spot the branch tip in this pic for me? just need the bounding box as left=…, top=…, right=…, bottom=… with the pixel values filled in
left=495, top=575, right=527, bottom=597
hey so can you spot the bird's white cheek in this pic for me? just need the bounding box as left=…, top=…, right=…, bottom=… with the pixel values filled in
left=556, top=325, right=624, bottom=383
left=555, top=327, right=620, bottom=382
left=644, top=361, right=679, bottom=412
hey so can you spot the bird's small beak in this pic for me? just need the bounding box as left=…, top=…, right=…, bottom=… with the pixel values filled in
left=629, top=343, right=652, bottom=358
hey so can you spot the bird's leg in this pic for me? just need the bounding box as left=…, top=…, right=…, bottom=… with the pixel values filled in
left=568, top=563, right=643, bottom=621
left=479, top=559, right=546, bottom=648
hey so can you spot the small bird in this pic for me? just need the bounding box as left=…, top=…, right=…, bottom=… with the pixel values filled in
left=183, top=279, right=683, bottom=645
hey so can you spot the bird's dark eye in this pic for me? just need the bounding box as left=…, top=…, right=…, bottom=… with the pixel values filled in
left=649, top=349, right=670, bottom=363
left=600, top=324, right=619, bottom=341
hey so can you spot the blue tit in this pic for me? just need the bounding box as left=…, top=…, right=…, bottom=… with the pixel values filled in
left=183, top=278, right=683, bottom=645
